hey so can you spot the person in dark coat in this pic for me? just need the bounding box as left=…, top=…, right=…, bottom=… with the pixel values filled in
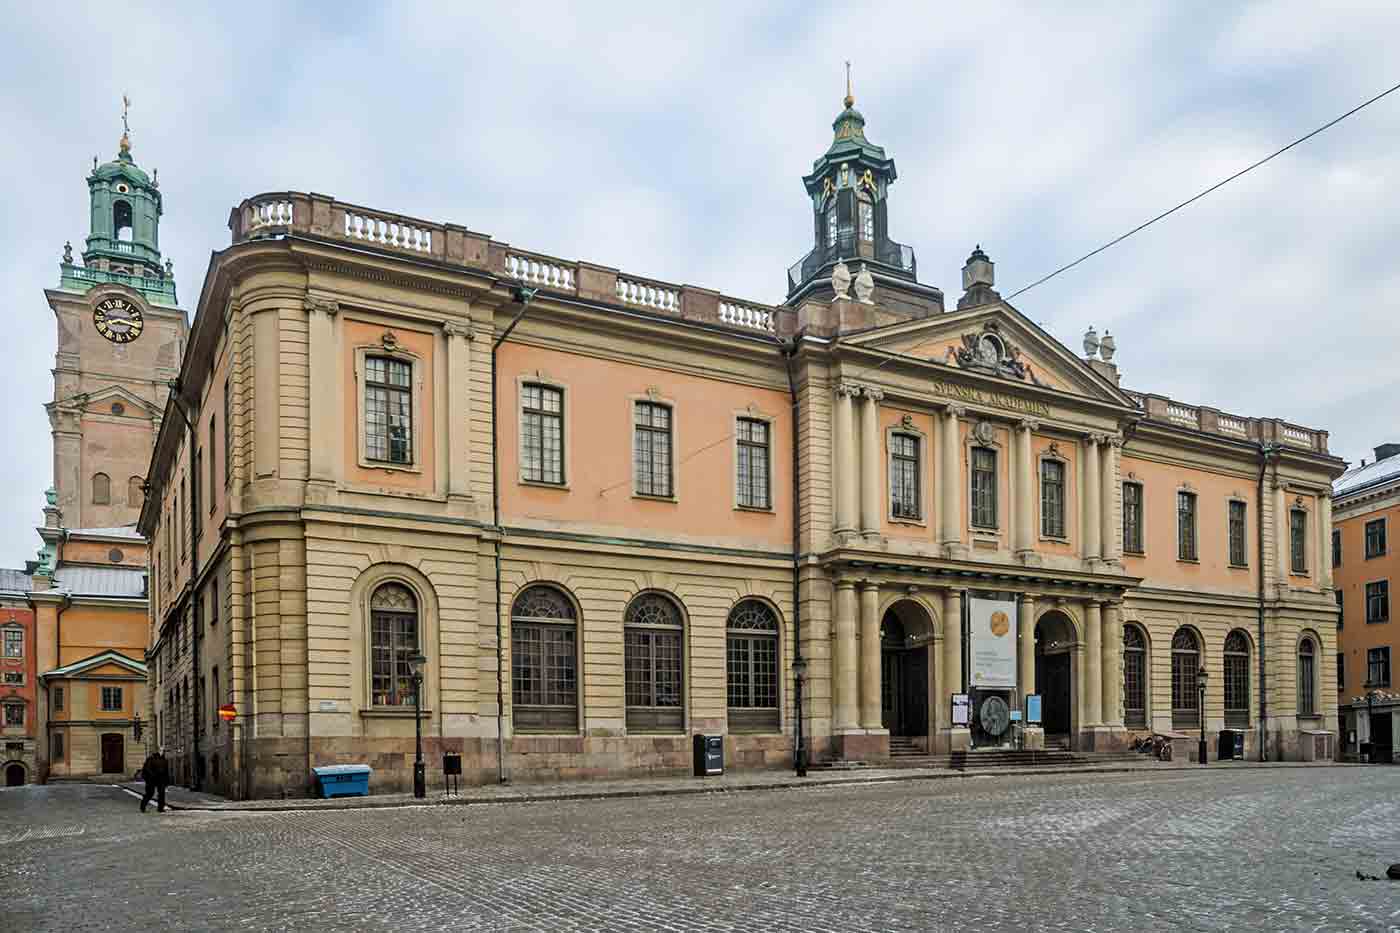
left=139, top=747, right=170, bottom=813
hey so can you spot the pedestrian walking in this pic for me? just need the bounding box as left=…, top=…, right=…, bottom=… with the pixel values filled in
left=139, top=747, right=170, bottom=813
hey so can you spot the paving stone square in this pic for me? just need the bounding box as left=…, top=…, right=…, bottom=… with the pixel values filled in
left=3, top=768, right=1398, bottom=931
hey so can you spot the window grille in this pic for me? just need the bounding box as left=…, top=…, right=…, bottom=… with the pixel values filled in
left=633, top=402, right=673, bottom=497
left=890, top=433, right=920, bottom=520
left=1122, top=483, right=1143, bottom=553
left=369, top=583, right=418, bottom=707
left=727, top=600, right=780, bottom=733
left=1041, top=460, right=1065, bottom=537
left=736, top=418, right=770, bottom=509
left=511, top=586, right=577, bottom=732
left=1170, top=628, right=1200, bottom=728
left=365, top=356, right=413, bottom=464
left=1223, top=631, right=1250, bottom=728
left=971, top=447, right=997, bottom=529
left=1123, top=625, right=1147, bottom=728
left=1177, top=492, right=1197, bottom=561
left=521, top=384, right=563, bottom=484
left=623, top=594, right=684, bottom=732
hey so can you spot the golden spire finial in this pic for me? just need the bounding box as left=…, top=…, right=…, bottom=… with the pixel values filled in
left=119, top=93, right=131, bottom=155
left=843, top=61, right=854, bottom=109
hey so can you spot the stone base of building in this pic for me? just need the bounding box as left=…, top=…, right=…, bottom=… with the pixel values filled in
left=937, top=727, right=972, bottom=755
left=205, top=732, right=797, bottom=800
left=832, top=729, right=889, bottom=762
left=1078, top=725, right=1129, bottom=752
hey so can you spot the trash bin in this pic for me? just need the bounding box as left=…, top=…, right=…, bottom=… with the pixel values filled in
left=1217, top=729, right=1246, bottom=761
left=692, top=734, right=723, bottom=777
left=312, top=764, right=371, bottom=798
left=1360, top=741, right=1372, bottom=763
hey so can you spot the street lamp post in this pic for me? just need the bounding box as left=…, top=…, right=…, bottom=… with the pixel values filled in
left=1365, top=688, right=1379, bottom=764
left=792, top=656, right=808, bottom=777
left=409, top=651, right=428, bottom=798
left=1197, top=666, right=1209, bottom=767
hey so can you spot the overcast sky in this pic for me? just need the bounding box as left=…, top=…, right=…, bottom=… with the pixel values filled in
left=1, top=2, right=1397, bottom=568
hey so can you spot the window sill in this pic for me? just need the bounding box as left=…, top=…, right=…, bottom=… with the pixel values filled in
left=1123, top=549, right=1145, bottom=557
left=359, top=708, right=431, bottom=719
left=632, top=492, right=678, bottom=504
left=1366, top=618, right=1391, bottom=625
left=513, top=728, right=580, bottom=736
left=1365, top=552, right=1388, bottom=560
left=1176, top=558, right=1200, bottom=565
left=735, top=503, right=775, bottom=514
left=520, top=478, right=570, bottom=491
left=360, top=459, right=423, bottom=476
left=1228, top=563, right=1250, bottom=570
left=1039, top=534, right=1070, bottom=544
left=889, top=515, right=927, bottom=527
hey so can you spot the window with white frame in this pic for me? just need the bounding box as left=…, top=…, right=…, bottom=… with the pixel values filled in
left=521, top=384, right=563, bottom=484
left=1366, top=580, right=1389, bottom=624
left=365, top=356, right=413, bottom=464
left=858, top=201, right=873, bottom=240
left=100, top=686, right=123, bottom=712
left=1040, top=460, right=1065, bottom=538
left=2, top=628, right=21, bottom=658
left=1122, top=482, right=1143, bottom=553
left=971, top=447, right=997, bottom=529
left=1366, top=519, right=1387, bottom=559
left=890, top=433, right=921, bottom=520
left=633, top=401, right=673, bottom=498
left=1, top=671, right=21, bottom=685
left=736, top=418, right=770, bottom=509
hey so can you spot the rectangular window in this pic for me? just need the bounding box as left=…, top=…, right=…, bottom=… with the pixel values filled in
left=365, top=356, right=413, bottom=464
left=633, top=402, right=673, bottom=498
left=1366, top=519, right=1387, bottom=559
left=52, top=687, right=63, bottom=711
left=858, top=201, right=873, bottom=240
left=52, top=732, right=63, bottom=760
left=1366, top=580, right=1389, bottom=624
left=370, top=608, right=419, bottom=707
left=1, top=671, right=21, bottom=685
left=1333, top=529, right=1342, bottom=568
left=1228, top=501, right=1247, bottom=566
left=2, top=629, right=21, bottom=658
left=736, top=418, right=771, bottom=509
left=178, top=479, right=185, bottom=557
left=1290, top=510, right=1307, bottom=573
left=211, top=666, right=220, bottom=729
left=1337, top=652, right=1344, bottom=690
left=4, top=705, right=23, bottom=726
left=1336, top=590, right=1344, bottom=630
left=1040, top=460, right=1065, bottom=538
left=1122, top=482, right=1143, bottom=553
left=208, top=416, right=217, bottom=510
left=520, top=384, right=564, bottom=484
left=191, top=448, right=202, bottom=540
left=890, top=433, right=921, bottom=520
left=100, top=686, right=122, bottom=712
left=971, top=447, right=997, bottom=529
left=209, top=578, right=219, bottom=628
left=1177, top=491, right=1197, bottom=561
left=224, top=377, right=232, bottom=486
left=1368, top=646, right=1391, bottom=687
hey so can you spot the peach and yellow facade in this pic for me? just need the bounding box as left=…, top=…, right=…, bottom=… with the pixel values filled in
left=141, top=101, right=1345, bottom=797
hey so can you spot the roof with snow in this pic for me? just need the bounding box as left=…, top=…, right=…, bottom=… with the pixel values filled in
left=52, top=566, right=146, bottom=598
left=1334, top=452, right=1400, bottom=500
left=0, top=569, right=32, bottom=594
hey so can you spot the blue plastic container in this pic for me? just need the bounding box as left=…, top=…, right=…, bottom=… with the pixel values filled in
left=312, top=764, right=371, bottom=798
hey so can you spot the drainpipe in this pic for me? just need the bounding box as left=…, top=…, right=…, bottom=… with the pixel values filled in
left=781, top=335, right=806, bottom=775
left=1256, top=442, right=1277, bottom=761
left=166, top=379, right=201, bottom=790
left=490, top=286, right=536, bottom=786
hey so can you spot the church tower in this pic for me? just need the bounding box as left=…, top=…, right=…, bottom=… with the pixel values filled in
left=39, top=101, right=188, bottom=556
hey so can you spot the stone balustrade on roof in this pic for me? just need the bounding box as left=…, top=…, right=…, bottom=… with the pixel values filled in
left=1123, top=389, right=1330, bottom=454
left=229, top=192, right=790, bottom=339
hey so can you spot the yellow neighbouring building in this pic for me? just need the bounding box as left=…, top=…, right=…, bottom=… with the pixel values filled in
left=139, top=93, right=1344, bottom=798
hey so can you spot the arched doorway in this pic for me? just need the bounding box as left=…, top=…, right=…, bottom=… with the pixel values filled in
left=100, top=733, right=124, bottom=774
left=880, top=600, right=934, bottom=742
left=4, top=763, right=24, bottom=786
left=1035, top=611, right=1077, bottom=746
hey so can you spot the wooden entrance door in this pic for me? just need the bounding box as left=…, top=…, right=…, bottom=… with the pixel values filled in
left=4, top=763, right=24, bottom=786
left=100, top=733, right=124, bottom=774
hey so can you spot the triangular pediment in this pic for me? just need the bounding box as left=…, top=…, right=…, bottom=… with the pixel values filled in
left=79, top=385, right=160, bottom=417
left=845, top=302, right=1135, bottom=406
left=41, top=649, right=146, bottom=681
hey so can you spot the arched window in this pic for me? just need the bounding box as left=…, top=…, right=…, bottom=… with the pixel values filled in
left=727, top=600, right=780, bottom=733
left=511, top=586, right=578, bottom=733
left=92, top=472, right=111, bottom=505
left=1298, top=637, right=1317, bottom=717
left=1224, top=631, right=1251, bottom=728
left=128, top=476, right=144, bottom=508
left=1171, top=628, right=1201, bottom=729
left=369, top=583, right=418, bottom=707
left=1123, top=625, right=1147, bottom=728
left=114, top=200, right=133, bottom=242
left=623, top=593, right=684, bottom=732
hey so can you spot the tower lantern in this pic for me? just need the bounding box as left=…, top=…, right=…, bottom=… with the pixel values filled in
left=78, top=95, right=169, bottom=291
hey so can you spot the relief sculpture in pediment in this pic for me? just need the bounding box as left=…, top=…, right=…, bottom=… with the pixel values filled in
left=946, top=322, right=1042, bottom=385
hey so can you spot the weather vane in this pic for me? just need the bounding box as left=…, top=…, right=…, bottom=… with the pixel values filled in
left=844, top=61, right=854, bottom=109
left=122, top=93, right=131, bottom=135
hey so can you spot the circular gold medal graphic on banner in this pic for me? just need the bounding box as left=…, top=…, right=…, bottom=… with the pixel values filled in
left=989, top=610, right=1010, bottom=637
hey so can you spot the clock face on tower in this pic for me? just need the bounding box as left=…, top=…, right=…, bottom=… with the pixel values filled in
left=93, top=297, right=144, bottom=343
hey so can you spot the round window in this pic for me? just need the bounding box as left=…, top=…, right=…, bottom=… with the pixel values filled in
left=116, top=184, right=129, bottom=194
left=111, top=402, right=125, bottom=415
left=108, top=548, right=124, bottom=563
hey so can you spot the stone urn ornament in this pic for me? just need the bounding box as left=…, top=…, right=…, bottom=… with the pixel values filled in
left=831, top=260, right=852, bottom=300
left=854, top=263, right=875, bottom=304
left=1100, top=330, right=1116, bottom=362
left=1083, top=324, right=1100, bottom=359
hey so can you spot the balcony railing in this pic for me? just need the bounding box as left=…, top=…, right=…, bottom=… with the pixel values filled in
left=59, top=262, right=178, bottom=305
left=786, top=232, right=917, bottom=296
left=1129, top=390, right=1331, bottom=454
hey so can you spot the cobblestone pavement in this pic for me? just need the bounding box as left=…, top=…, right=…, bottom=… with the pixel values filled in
left=3, top=769, right=1398, bottom=932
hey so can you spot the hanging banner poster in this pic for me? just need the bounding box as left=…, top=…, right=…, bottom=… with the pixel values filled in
left=969, top=594, right=1018, bottom=689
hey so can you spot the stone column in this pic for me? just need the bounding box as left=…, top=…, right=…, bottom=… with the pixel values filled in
left=1100, top=437, right=1119, bottom=563
left=941, top=587, right=967, bottom=751
left=1014, top=420, right=1037, bottom=559
left=1018, top=594, right=1037, bottom=701
left=1101, top=601, right=1122, bottom=727
left=1083, top=435, right=1102, bottom=562
left=859, top=581, right=882, bottom=729
left=833, top=383, right=858, bottom=537
left=832, top=580, right=859, bottom=732
left=940, top=405, right=965, bottom=555
left=1083, top=600, right=1102, bottom=727
left=444, top=320, right=474, bottom=502
left=860, top=388, right=884, bottom=539
left=1318, top=494, right=1333, bottom=589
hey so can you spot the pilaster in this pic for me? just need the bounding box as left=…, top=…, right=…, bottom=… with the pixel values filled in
left=859, top=388, right=883, bottom=539
left=833, top=383, right=858, bottom=538
left=940, top=405, right=966, bottom=558
left=1083, top=435, right=1102, bottom=562
left=858, top=581, right=882, bottom=729
left=443, top=319, right=475, bottom=503
left=1083, top=599, right=1102, bottom=726
left=1014, top=419, right=1038, bottom=563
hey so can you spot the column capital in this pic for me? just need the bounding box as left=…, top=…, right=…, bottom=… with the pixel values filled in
left=945, top=403, right=967, bottom=419
left=835, top=381, right=862, bottom=398
left=857, top=579, right=880, bottom=592
left=1019, top=592, right=1038, bottom=606
left=1018, top=418, right=1040, bottom=433
left=1108, top=434, right=1125, bottom=449
left=833, top=577, right=858, bottom=590
left=1087, top=432, right=1109, bottom=446
left=442, top=320, right=475, bottom=340
left=861, top=386, right=884, bottom=402
left=302, top=296, right=339, bottom=317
